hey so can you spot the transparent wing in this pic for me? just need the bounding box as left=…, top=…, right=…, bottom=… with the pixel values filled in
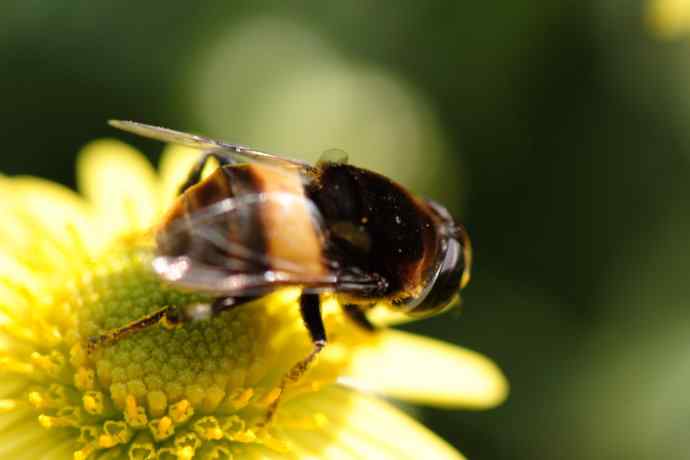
left=152, top=256, right=336, bottom=296
left=154, top=192, right=339, bottom=295
left=109, top=120, right=313, bottom=169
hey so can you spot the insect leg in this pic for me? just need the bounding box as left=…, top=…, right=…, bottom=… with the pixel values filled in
left=336, top=270, right=389, bottom=298
left=211, top=296, right=256, bottom=315
left=179, top=150, right=234, bottom=194
left=342, top=303, right=377, bottom=332
left=86, top=305, right=177, bottom=353
left=263, top=292, right=327, bottom=423
left=87, top=296, right=255, bottom=354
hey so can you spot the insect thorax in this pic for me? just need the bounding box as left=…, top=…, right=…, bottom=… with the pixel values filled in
left=307, top=163, right=442, bottom=306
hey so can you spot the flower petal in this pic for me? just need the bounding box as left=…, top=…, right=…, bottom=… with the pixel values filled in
left=9, top=177, right=98, bottom=253
left=342, top=330, right=508, bottom=409
left=280, top=385, right=465, bottom=460
left=77, top=139, right=160, bottom=238
left=159, top=144, right=201, bottom=208
left=366, top=305, right=417, bottom=326
left=0, top=413, right=56, bottom=460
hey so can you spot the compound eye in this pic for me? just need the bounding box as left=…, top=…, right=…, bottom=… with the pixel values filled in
left=408, top=236, right=466, bottom=316
left=455, top=223, right=472, bottom=289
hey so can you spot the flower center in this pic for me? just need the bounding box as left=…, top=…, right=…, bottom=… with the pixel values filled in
left=13, top=237, right=355, bottom=459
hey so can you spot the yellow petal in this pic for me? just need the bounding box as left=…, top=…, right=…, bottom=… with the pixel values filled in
left=366, top=296, right=460, bottom=327
left=77, top=139, right=160, bottom=238
left=9, top=177, right=97, bottom=253
left=343, top=330, right=508, bottom=409
left=158, top=144, right=201, bottom=209
left=240, top=446, right=295, bottom=459
left=281, top=385, right=465, bottom=460
left=648, top=0, right=690, bottom=39
left=366, top=304, right=417, bottom=326
left=0, top=413, right=54, bottom=459
left=0, top=250, right=43, bottom=318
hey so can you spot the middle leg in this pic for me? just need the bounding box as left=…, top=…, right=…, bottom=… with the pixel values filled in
left=264, top=292, right=327, bottom=423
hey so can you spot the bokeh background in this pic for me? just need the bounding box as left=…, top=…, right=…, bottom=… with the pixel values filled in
left=2, top=1, right=690, bottom=458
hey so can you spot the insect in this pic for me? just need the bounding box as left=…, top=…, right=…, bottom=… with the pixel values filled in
left=90, top=120, right=472, bottom=420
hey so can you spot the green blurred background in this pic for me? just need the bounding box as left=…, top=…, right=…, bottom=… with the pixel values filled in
left=3, top=1, right=689, bottom=458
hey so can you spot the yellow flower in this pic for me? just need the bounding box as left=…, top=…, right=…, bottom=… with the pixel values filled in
left=0, top=139, right=507, bottom=460
left=647, top=0, right=690, bottom=38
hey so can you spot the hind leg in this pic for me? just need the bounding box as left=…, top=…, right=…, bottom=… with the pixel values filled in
left=87, top=297, right=254, bottom=354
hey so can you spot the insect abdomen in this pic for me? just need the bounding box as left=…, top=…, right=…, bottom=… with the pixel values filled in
left=158, top=164, right=325, bottom=278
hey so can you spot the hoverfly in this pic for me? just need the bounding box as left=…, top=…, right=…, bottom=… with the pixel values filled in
left=90, top=120, right=472, bottom=419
